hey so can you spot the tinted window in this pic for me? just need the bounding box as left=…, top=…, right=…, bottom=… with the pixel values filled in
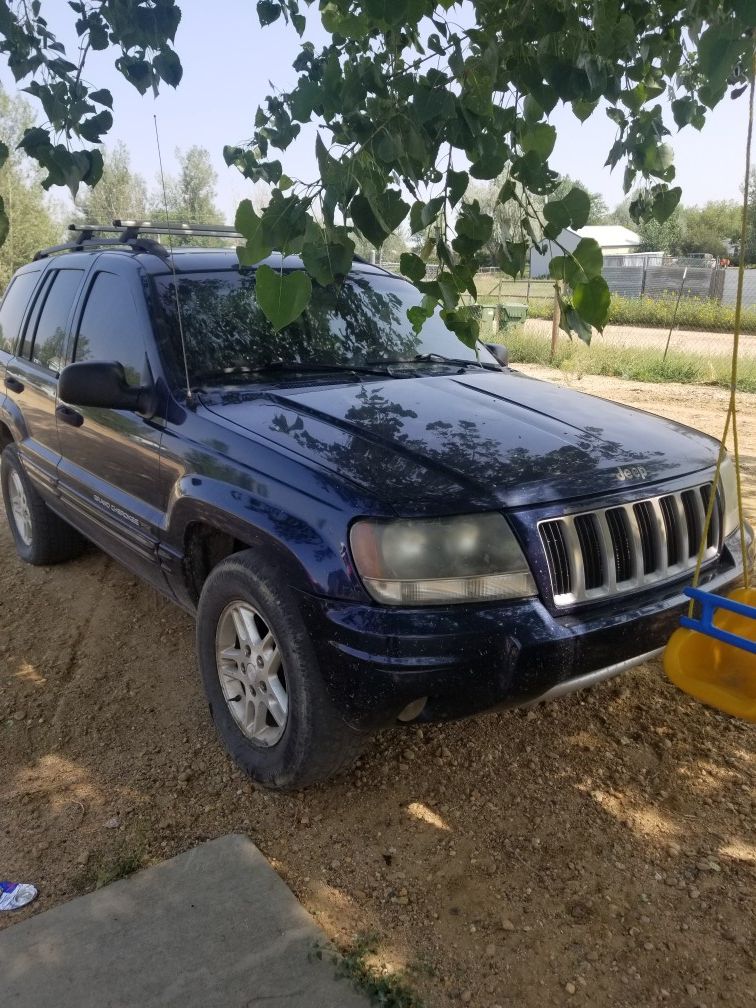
left=155, top=271, right=495, bottom=381
left=0, top=272, right=40, bottom=354
left=30, top=270, right=83, bottom=372
left=75, top=272, right=145, bottom=386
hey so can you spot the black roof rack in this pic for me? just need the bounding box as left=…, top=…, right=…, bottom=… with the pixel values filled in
left=114, top=219, right=244, bottom=240
left=34, top=222, right=174, bottom=261
left=34, top=219, right=383, bottom=270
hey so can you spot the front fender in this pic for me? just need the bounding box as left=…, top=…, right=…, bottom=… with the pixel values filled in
left=162, top=475, right=369, bottom=608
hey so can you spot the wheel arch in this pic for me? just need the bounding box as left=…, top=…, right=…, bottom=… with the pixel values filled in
left=170, top=502, right=326, bottom=609
left=0, top=418, right=14, bottom=453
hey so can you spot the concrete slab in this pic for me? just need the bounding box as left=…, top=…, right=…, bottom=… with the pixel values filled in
left=0, top=834, right=370, bottom=1007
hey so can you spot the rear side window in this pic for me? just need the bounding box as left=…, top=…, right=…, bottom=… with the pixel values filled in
left=74, top=272, right=145, bottom=386
left=28, top=269, right=84, bottom=372
left=0, top=272, right=39, bottom=354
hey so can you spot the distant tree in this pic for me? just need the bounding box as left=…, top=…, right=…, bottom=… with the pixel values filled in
left=148, top=145, right=223, bottom=246
left=77, top=142, right=149, bottom=224
left=609, top=194, right=685, bottom=254
left=680, top=201, right=741, bottom=259
left=0, top=86, right=61, bottom=289
left=156, top=145, right=222, bottom=224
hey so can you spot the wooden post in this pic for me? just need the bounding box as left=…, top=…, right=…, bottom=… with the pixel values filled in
left=550, top=281, right=560, bottom=361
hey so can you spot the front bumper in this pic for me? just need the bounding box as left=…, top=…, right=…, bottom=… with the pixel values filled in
left=297, top=533, right=748, bottom=731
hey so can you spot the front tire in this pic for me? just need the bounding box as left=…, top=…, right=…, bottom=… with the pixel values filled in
left=196, top=549, right=365, bottom=789
left=1, top=444, right=85, bottom=565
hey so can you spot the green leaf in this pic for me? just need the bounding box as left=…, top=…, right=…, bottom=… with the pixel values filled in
left=651, top=186, right=682, bottom=222
left=255, top=264, right=312, bottom=331
left=560, top=303, right=593, bottom=345
left=257, top=1, right=281, bottom=26
left=301, top=221, right=355, bottom=285
left=89, top=88, right=113, bottom=109
left=572, top=99, right=598, bottom=122
left=572, top=276, right=611, bottom=332
left=436, top=273, right=459, bottom=311
left=543, top=199, right=571, bottom=237
left=399, top=252, right=426, bottom=282
left=407, top=302, right=433, bottom=334
left=447, top=169, right=468, bottom=208
left=496, top=241, right=528, bottom=278
left=520, top=122, right=556, bottom=159
left=456, top=199, right=493, bottom=243
left=561, top=186, right=591, bottom=229
left=697, top=25, right=742, bottom=107
left=153, top=49, right=183, bottom=88
left=572, top=237, right=603, bottom=279
left=409, top=196, right=445, bottom=235
left=0, top=141, right=8, bottom=171
left=523, top=95, right=543, bottom=123
left=440, top=306, right=479, bottom=350
left=350, top=194, right=385, bottom=246
left=77, top=109, right=113, bottom=143
left=259, top=190, right=309, bottom=252
left=235, top=199, right=273, bottom=265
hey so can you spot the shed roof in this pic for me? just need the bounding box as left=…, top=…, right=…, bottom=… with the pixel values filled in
left=575, top=225, right=642, bottom=247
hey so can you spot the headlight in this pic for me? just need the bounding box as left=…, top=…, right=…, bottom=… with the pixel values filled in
left=720, top=452, right=740, bottom=538
left=349, top=513, right=537, bottom=605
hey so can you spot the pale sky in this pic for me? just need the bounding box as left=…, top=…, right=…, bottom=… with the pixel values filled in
left=1, top=1, right=753, bottom=222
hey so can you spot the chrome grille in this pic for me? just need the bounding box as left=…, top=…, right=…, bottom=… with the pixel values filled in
left=539, top=483, right=721, bottom=607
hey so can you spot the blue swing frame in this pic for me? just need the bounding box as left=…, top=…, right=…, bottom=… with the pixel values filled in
left=680, top=587, right=756, bottom=656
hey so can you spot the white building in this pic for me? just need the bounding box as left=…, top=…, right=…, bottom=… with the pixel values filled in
left=529, top=225, right=642, bottom=278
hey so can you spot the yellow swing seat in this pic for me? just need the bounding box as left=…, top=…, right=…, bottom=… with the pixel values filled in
left=664, top=587, right=756, bottom=722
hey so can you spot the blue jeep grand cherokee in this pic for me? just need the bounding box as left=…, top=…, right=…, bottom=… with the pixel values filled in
left=0, top=224, right=748, bottom=787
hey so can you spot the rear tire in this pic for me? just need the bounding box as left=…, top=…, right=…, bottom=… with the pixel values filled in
left=196, top=548, right=366, bottom=789
left=1, top=444, right=85, bottom=565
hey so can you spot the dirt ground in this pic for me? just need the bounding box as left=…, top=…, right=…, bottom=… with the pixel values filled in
left=1, top=369, right=755, bottom=1008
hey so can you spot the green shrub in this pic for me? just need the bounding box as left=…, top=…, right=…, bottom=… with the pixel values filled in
left=499, top=291, right=756, bottom=334
left=496, top=328, right=756, bottom=393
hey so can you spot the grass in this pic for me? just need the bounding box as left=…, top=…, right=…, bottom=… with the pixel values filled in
left=311, top=934, right=424, bottom=1008
left=522, top=292, right=756, bottom=335
left=493, top=326, right=756, bottom=393
left=73, top=842, right=146, bottom=893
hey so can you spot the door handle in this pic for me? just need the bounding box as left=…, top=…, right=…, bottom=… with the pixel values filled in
left=5, top=375, right=24, bottom=394
left=56, top=404, right=84, bottom=428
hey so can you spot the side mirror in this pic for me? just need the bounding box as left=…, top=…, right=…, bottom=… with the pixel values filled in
left=59, top=361, right=155, bottom=415
left=484, top=342, right=509, bottom=368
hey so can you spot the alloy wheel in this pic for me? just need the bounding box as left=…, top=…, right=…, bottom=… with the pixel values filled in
left=215, top=601, right=288, bottom=746
left=8, top=470, right=32, bottom=546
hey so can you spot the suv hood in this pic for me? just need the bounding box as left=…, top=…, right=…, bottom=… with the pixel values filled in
left=200, top=370, right=719, bottom=510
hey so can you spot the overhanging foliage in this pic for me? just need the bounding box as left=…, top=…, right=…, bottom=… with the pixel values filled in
left=1, top=0, right=754, bottom=344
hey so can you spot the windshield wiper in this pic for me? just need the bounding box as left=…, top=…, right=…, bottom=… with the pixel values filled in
left=192, top=360, right=397, bottom=385
left=366, top=353, right=501, bottom=371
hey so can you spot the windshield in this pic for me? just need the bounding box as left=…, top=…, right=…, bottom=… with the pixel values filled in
left=154, top=269, right=495, bottom=382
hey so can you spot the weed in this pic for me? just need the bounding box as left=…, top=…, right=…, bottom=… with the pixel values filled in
left=493, top=328, right=756, bottom=394
left=72, top=843, right=145, bottom=893
left=311, top=934, right=424, bottom=1008
left=523, top=293, right=756, bottom=335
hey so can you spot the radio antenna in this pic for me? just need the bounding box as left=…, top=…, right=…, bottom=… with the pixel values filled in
left=154, top=114, right=192, bottom=400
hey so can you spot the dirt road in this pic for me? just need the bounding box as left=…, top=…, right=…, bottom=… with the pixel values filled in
left=1, top=370, right=754, bottom=1008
